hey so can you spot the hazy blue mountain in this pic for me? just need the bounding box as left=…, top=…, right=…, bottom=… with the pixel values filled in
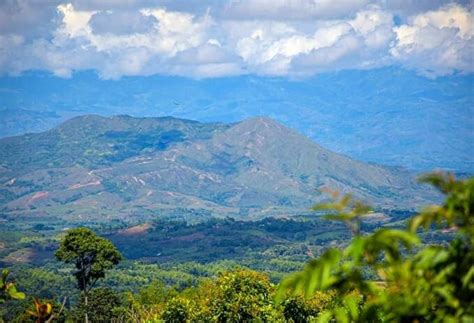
left=1, top=67, right=472, bottom=172
left=0, top=115, right=437, bottom=222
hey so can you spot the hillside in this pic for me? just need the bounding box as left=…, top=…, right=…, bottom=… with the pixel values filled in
left=1, top=68, right=473, bottom=172
left=0, top=115, right=437, bottom=222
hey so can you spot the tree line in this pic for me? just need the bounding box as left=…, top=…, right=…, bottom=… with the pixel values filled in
left=1, top=172, right=472, bottom=322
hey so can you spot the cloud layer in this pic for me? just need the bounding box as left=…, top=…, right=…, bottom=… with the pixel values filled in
left=0, top=0, right=472, bottom=79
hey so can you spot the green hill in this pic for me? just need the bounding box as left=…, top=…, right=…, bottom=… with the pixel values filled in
left=0, top=115, right=437, bottom=222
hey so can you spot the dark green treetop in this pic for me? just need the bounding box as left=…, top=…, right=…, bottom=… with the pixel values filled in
left=55, top=227, right=123, bottom=292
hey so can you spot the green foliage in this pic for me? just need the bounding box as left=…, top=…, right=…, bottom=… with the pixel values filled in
left=110, top=216, right=349, bottom=265
left=210, top=269, right=283, bottom=322
left=136, top=280, right=176, bottom=306
left=55, top=227, right=122, bottom=292
left=161, top=296, right=198, bottom=323
left=283, top=297, right=314, bottom=323
left=2, top=173, right=469, bottom=322
left=123, top=279, right=178, bottom=322
left=12, top=267, right=74, bottom=302
left=312, top=190, right=372, bottom=236
left=125, top=269, right=290, bottom=322
left=0, top=269, right=25, bottom=303
left=72, top=287, right=122, bottom=322
left=282, top=292, right=336, bottom=323
left=410, top=172, right=473, bottom=236
left=279, top=173, right=474, bottom=322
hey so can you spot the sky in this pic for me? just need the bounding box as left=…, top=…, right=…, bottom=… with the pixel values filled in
left=0, top=0, right=473, bottom=79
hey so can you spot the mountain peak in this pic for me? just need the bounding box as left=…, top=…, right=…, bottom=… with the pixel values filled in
left=239, top=116, right=281, bottom=126
left=233, top=116, right=289, bottom=135
left=0, top=115, right=437, bottom=221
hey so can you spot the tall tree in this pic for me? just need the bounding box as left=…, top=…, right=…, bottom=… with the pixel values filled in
left=55, top=228, right=122, bottom=323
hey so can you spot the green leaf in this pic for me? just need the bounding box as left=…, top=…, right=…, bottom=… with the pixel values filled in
left=7, top=288, right=26, bottom=300
left=343, top=294, right=360, bottom=319
left=316, top=310, right=333, bottom=323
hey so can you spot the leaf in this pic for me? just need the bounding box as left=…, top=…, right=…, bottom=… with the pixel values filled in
left=7, top=289, right=25, bottom=300
left=333, top=307, right=350, bottom=323
left=462, top=266, right=474, bottom=288
left=316, top=310, right=333, bottom=323
left=343, top=294, right=360, bottom=319
left=277, top=249, right=342, bottom=299
left=344, top=236, right=365, bottom=262
left=46, top=302, right=53, bottom=315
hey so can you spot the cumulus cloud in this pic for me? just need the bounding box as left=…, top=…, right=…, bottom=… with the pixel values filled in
left=391, top=4, right=474, bottom=76
left=0, top=0, right=471, bottom=78
left=226, top=6, right=395, bottom=76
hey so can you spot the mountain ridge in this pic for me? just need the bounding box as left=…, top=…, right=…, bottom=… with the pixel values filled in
left=0, top=115, right=438, bottom=222
left=1, top=68, right=472, bottom=172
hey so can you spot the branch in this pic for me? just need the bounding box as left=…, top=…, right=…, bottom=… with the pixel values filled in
left=87, top=277, right=99, bottom=293
left=45, top=296, right=67, bottom=323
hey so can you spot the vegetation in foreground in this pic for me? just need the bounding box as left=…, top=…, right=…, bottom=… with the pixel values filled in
left=1, top=172, right=472, bottom=322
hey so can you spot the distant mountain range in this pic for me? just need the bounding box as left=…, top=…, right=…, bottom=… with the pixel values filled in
left=0, top=115, right=438, bottom=222
left=1, top=68, right=473, bottom=172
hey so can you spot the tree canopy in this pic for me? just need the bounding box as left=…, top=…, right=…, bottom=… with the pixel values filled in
left=2, top=173, right=472, bottom=322
left=55, top=227, right=122, bottom=292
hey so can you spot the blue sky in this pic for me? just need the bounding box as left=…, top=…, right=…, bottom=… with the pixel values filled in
left=0, top=0, right=472, bottom=79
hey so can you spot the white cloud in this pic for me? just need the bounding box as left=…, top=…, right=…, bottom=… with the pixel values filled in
left=411, top=3, right=472, bottom=39
left=19, top=4, right=219, bottom=79
left=227, top=6, right=394, bottom=76
left=391, top=4, right=474, bottom=76
left=295, top=34, right=361, bottom=67
left=57, top=3, right=95, bottom=38
left=0, top=1, right=471, bottom=78
left=350, top=7, right=394, bottom=48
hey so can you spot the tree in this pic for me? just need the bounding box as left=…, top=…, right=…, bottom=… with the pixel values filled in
left=210, top=269, right=283, bottom=322
left=278, top=173, right=474, bottom=322
left=55, top=227, right=122, bottom=323
left=282, top=292, right=336, bottom=323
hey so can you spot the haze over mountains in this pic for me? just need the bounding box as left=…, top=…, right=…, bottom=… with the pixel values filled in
left=1, top=68, right=473, bottom=173
left=0, top=115, right=437, bottom=222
